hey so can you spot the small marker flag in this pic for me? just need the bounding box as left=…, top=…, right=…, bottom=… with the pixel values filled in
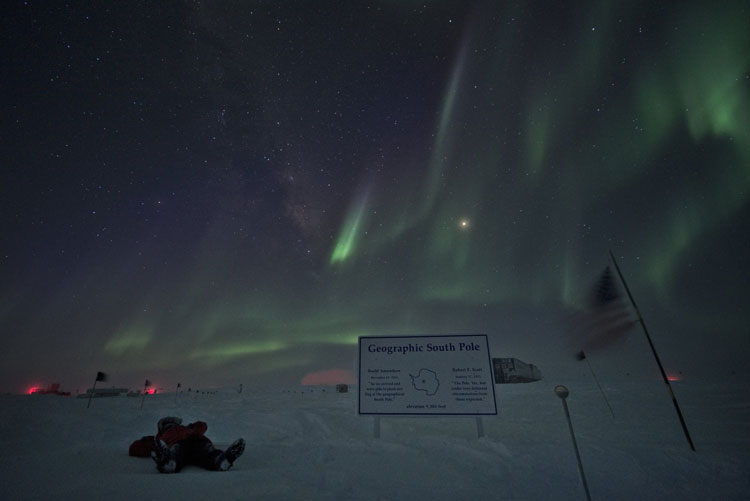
left=88, top=371, right=107, bottom=408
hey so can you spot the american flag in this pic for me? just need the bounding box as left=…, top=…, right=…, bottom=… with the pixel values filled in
left=570, top=266, right=638, bottom=356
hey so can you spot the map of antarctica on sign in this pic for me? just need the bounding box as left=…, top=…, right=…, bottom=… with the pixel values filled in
left=358, top=335, right=497, bottom=415
left=411, top=368, right=440, bottom=396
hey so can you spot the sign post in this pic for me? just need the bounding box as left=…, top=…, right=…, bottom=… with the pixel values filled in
left=359, top=334, right=497, bottom=436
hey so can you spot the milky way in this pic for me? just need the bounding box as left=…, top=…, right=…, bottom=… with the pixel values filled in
left=2, top=1, right=748, bottom=392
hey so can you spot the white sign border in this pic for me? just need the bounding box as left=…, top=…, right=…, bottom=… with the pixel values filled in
left=358, top=334, right=498, bottom=416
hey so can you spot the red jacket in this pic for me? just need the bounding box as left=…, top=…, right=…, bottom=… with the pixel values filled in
left=158, top=421, right=209, bottom=447
left=128, top=421, right=210, bottom=457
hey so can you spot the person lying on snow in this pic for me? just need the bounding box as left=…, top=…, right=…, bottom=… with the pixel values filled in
left=129, top=416, right=245, bottom=473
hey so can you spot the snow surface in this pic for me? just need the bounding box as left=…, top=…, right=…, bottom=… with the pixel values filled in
left=1, top=379, right=748, bottom=500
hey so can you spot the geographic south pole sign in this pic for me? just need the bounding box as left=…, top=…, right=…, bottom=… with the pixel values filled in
left=358, top=334, right=497, bottom=415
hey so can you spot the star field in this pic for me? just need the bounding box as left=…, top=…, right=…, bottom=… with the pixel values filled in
left=1, top=0, right=748, bottom=392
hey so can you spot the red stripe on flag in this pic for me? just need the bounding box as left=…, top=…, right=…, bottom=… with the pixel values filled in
left=568, top=267, right=638, bottom=354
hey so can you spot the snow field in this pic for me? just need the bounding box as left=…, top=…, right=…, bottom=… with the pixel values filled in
left=1, top=379, right=748, bottom=500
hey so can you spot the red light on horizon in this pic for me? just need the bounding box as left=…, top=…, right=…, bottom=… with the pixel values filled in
left=301, top=368, right=356, bottom=386
left=28, top=387, right=40, bottom=395
left=146, top=388, right=156, bottom=395
left=668, top=374, right=682, bottom=382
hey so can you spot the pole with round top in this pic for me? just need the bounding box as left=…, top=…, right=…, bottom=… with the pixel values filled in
left=555, top=385, right=591, bottom=501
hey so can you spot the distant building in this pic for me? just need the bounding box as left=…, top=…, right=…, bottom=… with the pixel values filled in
left=335, top=384, right=349, bottom=393
left=30, top=383, right=70, bottom=396
left=493, top=358, right=542, bottom=384
left=75, top=387, right=128, bottom=398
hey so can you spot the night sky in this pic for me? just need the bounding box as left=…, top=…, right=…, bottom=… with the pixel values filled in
left=2, top=1, right=748, bottom=393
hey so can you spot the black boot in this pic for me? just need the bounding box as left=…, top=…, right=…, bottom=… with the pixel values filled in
left=151, top=439, right=179, bottom=473
left=214, top=438, right=245, bottom=471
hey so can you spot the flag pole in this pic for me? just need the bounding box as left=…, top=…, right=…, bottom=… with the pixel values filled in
left=608, top=249, right=696, bottom=451
left=87, top=371, right=106, bottom=409
left=578, top=351, right=615, bottom=419
left=140, top=380, right=150, bottom=410
left=86, top=377, right=98, bottom=409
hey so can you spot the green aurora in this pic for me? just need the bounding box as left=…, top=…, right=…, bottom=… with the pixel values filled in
left=2, top=0, right=748, bottom=392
